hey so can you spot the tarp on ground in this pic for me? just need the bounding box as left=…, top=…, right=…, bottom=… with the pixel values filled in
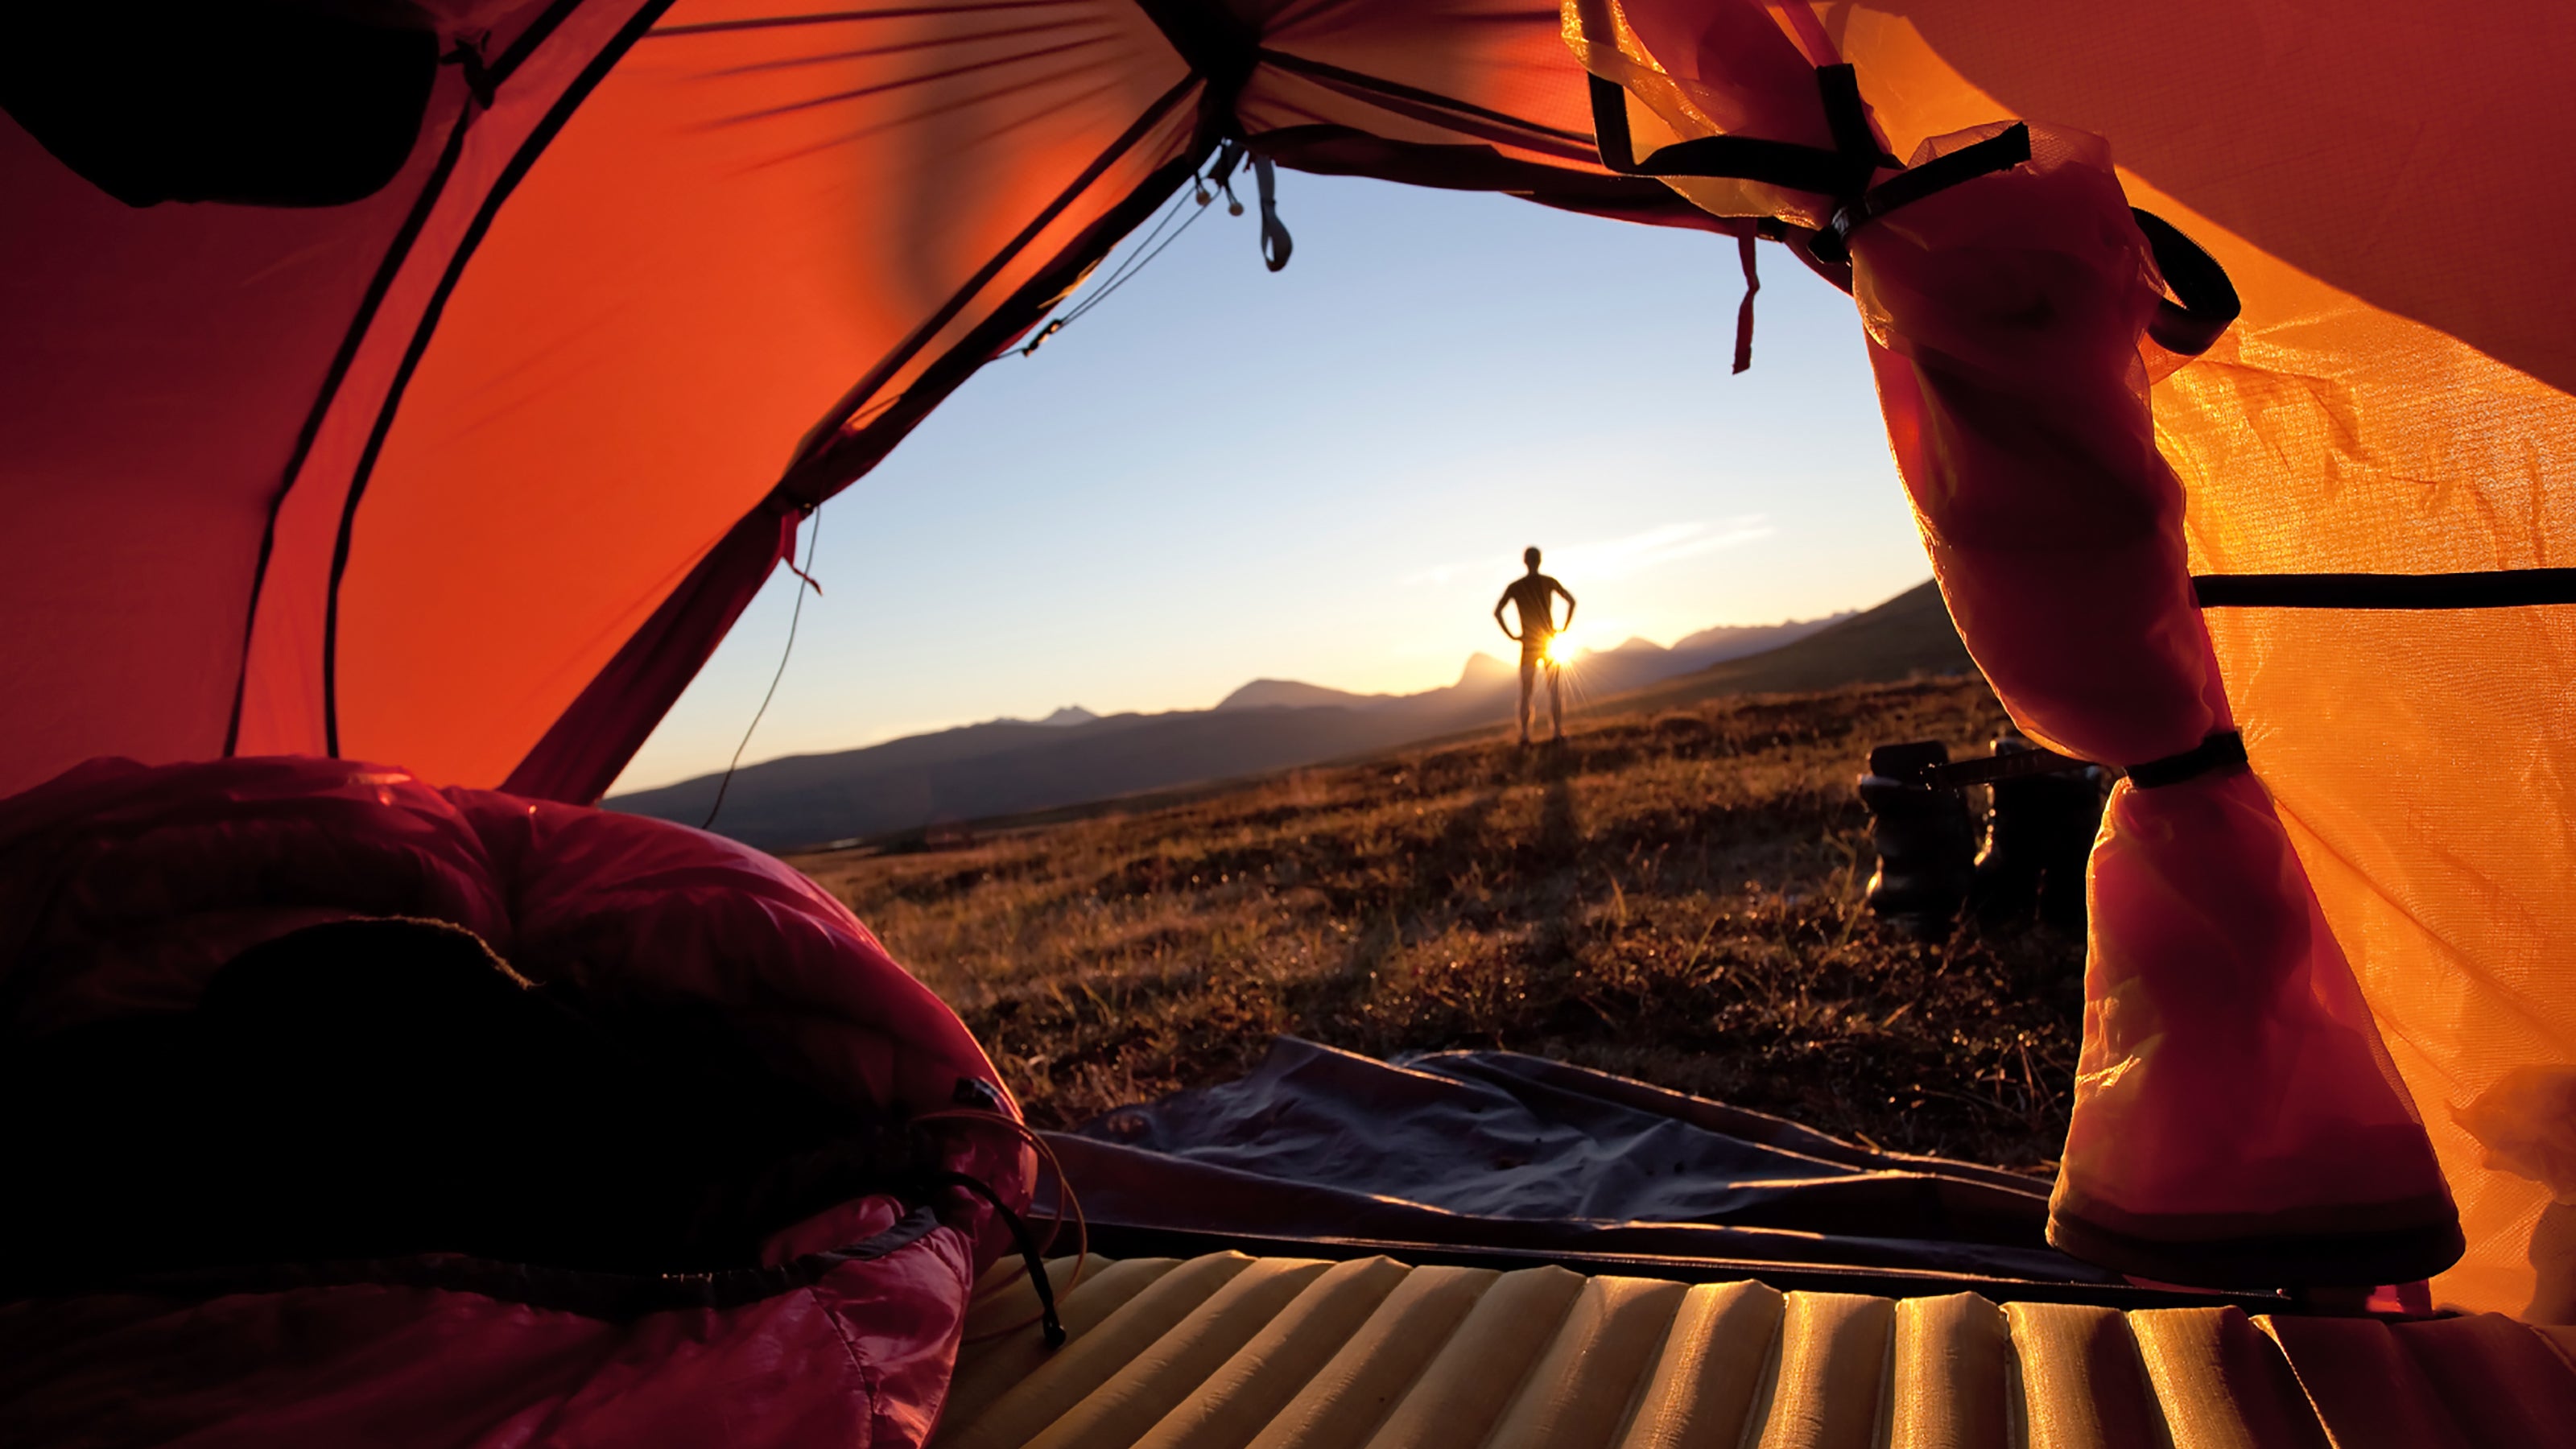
left=1046, top=1036, right=2110, bottom=1284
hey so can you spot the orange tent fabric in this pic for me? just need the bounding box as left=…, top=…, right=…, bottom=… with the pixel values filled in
left=1, top=0, right=1720, bottom=809
left=1851, top=127, right=2458, bottom=1284
left=1566, top=0, right=2576, bottom=1316
left=1572, top=0, right=2468, bottom=1288
left=4, top=0, right=2572, bottom=1316
left=1813, top=0, right=2576, bottom=1322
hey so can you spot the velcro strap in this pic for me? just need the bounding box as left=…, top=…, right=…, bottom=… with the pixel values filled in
left=2127, top=730, right=2249, bottom=788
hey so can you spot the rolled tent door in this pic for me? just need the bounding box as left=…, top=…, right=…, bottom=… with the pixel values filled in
left=1567, top=0, right=2474, bottom=1290
left=1841, top=129, right=2458, bottom=1285
left=1811, top=1, right=2576, bottom=1320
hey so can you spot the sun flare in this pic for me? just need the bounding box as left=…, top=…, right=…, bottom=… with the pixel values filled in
left=1543, top=634, right=1579, bottom=666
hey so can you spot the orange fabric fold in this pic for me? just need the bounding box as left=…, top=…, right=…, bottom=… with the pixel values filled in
left=1571, top=0, right=2461, bottom=1286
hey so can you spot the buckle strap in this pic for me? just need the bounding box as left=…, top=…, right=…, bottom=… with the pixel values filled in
left=1585, top=54, right=2239, bottom=350
left=1582, top=64, right=2025, bottom=266
left=1807, top=123, right=2030, bottom=262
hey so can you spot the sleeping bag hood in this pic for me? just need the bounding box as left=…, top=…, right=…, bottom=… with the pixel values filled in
left=0, top=754, right=1038, bottom=1447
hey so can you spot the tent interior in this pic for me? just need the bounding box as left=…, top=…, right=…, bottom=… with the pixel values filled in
left=5, top=0, right=2575, bottom=1442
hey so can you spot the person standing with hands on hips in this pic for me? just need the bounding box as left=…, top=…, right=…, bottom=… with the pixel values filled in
left=1494, top=547, right=1576, bottom=747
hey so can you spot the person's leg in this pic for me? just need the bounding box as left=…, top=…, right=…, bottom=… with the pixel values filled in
left=1548, top=661, right=1565, bottom=741
left=1517, top=655, right=1536, bottom=744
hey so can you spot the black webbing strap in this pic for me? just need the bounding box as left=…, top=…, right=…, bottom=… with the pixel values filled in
left=1808, top=124, right=2029, bottom=262
left=933, top=1170, right=1066, bottom=1347
left=2196, top=569, right=2576, bottom=609
left=1583, top=56, right=2244, bottom=354
left=1814, top=64, right=1896, bottom=175
left=1582, top=63, right=2026, bottom=268
left=1586, top=71, right=1870, bottom=196
left=2132, top=208, right=2240, bottom=356
left=2127, top=730, right=2248, bottom=789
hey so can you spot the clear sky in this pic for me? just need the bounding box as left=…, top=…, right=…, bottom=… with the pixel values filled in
left=612, top=172, right=1931, bottom=794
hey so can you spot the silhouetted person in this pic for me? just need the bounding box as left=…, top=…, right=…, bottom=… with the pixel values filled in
left=1494, top=547, right=1576, bottom=745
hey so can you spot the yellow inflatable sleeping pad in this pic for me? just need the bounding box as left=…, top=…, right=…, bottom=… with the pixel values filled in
left=939, top=1253, right=2576, bottom=1449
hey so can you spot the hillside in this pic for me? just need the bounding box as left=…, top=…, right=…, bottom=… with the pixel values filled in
left=1612, top=579, right=1975, bottom=710
left=612, top=584, right=1960, bottom=850
left=790, top=673, right=2082, bottom=1168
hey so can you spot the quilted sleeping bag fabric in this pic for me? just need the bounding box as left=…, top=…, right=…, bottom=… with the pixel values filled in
left=0, top=754, right=1029, bottom=1447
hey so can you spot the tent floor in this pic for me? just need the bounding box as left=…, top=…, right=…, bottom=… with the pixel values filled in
left=939, top=1253, right=2576, bottom=1449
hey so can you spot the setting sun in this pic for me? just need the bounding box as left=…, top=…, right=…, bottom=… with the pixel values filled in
left=1543, top=634, right=1580, bottom=666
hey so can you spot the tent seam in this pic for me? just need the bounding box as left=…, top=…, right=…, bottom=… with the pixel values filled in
left=222, top=98, right=477, bottom=758
left=316, top=0, right=683, bottom=759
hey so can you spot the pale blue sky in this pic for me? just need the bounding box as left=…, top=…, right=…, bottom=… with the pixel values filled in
left=613, top=173, right=1930, bottom=793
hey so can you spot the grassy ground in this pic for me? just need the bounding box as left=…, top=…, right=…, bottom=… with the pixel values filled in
left=791, top=675, right=2083, bottom=1170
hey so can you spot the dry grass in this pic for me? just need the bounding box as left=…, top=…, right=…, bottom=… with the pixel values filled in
left=791, top=676, right=2082, bottom=1170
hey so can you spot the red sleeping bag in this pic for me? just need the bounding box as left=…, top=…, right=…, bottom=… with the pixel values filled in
left=0, top=756, right=1032, bottom=1447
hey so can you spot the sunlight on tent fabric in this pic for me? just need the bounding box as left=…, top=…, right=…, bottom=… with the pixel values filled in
left=1810, top=0, right=2576, bottom=1320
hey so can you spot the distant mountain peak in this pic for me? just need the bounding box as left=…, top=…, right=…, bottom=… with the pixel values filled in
left=606, top=587, right=1954, bottom=850
left=1217, top=679, right=1385, bottom=712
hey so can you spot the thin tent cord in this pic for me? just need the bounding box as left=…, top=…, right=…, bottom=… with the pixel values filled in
left=704, top=506, right=823, bottom=830
left=827, top=173, right=1217, bottom=440
left=1013, top=178, right=1215, bottom=358
left=1058, top=185, right=1214, bottom=326
left=700, top=164, right=1245, bottom=831
left=1071, top=186, right=1197, bottom=315
left=837, top=161, right=1237, bottom=433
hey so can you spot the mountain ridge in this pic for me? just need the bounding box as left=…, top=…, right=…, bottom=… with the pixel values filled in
left=610, top=584, right=1962, bottom=849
